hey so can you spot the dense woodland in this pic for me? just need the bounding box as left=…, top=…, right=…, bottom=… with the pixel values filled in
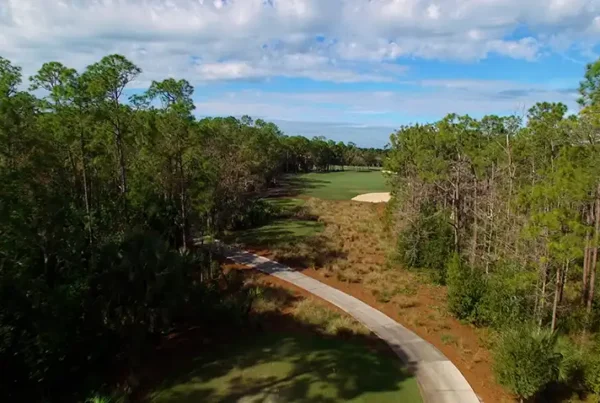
left=388, top=60, right=600, bottom=401
left=0, top=54, right=385, bottom=402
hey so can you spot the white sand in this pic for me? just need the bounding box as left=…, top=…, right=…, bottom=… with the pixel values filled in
left=351, top=192, right=391, bottom=203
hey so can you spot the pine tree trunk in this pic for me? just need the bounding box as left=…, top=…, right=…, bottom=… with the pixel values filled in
left=470, top=177, right=478, bottom=267
left=80, top=126, right=93, bottom=244
left=115, top=127, right=128, bottom=195
left=584, top=231, right=591, bottom=304
left=560, top=260, right=569, bottom=304
left=538, top=256, right=548, bottom=327
left=452, top=163, right=461, bottom=253
left=179, top=152, right=188, bottom=251
left=551, top=263, right=562, bottom=332
left=588, top=183, right=600, bottom=313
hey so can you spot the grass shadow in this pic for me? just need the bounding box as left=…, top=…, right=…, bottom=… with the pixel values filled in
left=267, top=175, right=330, bottom=198
left=133, top=283, right=421, bottom=403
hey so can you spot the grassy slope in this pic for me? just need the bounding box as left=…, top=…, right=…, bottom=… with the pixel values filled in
left=149, top=332, right=421, bottom=403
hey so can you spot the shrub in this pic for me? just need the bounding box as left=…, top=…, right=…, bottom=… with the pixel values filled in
left=230, top=198, right=276, bottom=230
left=478, top=262, right=536, bottom=328
left=492, top=325, right=561, bottom=402
left=446, top=254, right=486, bottom=323
left=555, top=336, right=585, bottom=386
left=397, top=204, right=454, bottom=283
left=584, top=348, right=600, bottom=399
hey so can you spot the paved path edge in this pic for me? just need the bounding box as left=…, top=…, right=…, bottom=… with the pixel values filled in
left=213, top=241, right=481, bottom=403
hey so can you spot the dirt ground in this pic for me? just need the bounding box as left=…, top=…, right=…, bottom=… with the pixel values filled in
left=243, top=198, right=513, bottom=403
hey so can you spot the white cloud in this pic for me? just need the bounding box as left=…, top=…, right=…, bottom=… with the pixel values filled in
left=0, top=0, right=599, bottom=83
left=195, top=80, right=579, bottom=125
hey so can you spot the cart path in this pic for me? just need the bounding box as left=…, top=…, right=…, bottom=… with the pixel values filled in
left=217, top=242, right=481, bottom=403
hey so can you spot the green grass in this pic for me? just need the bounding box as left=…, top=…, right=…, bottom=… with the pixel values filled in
left=148, top=332, right=422, bottom=403
left=231, top=218, right=324, bottom=246
left=293, top=171, right=390, bottom=200
left=228, top=197, right=323, bottom=247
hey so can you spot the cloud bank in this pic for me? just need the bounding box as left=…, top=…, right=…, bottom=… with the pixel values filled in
left=1, top=0, right=599, bottom=83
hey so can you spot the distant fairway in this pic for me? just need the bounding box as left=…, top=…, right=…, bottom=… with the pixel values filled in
left=294, top=171, right=390, bottom=200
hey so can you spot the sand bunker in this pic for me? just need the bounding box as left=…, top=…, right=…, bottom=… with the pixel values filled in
left=351, top=192, right=391, bottom=203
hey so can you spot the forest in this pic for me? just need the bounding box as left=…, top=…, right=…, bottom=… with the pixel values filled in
left=387, top=60, right=600, bottom=401
left=0, top=54, right=384, bottom=402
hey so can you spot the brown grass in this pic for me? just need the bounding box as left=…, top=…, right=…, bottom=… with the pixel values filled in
left=245, top=274, right=368, bottom=337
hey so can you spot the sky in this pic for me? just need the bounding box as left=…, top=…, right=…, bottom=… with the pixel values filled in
left=1, top=0, right=599, bottom=147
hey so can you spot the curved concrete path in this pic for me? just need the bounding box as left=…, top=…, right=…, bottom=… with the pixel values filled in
left=216, top=242, right=480, bottom=403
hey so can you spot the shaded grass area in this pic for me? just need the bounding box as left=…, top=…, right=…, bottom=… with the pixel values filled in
left=228, top=197, right=321, bottom=246
left=232, top=219, right=324, bottom=247
left=147, top=332, right=420, bottom=403
left=138, top=276, right=421, bottom=403
left=292, top=171, right=390, bottom=200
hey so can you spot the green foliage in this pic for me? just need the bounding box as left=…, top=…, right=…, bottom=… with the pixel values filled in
left=229, top=198, right=277, bottom=230
left=555, top=336, right=586, bottom=387
left=478, top=262, right=536, bottom=328
left=492, top=325, right=561, bottom=401
left=0, top=54, right=296, bottom=402
left=579, top=59, right=600, bottom=107
left=388, top=57, right=600, bottom=400
left=446, top=254, right=486, bottom=323
left=397, top=204, right=454, bottom=283
left=584, top=345, right=600, bottom=398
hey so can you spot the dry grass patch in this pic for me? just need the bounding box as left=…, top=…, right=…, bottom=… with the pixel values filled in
left=393, top=296, right=420, bottom=310
left=249, top=280, right=368, bottom=337
left=293, top=298, right=369, bottom=336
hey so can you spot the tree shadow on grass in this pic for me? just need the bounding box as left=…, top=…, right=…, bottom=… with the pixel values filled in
left=134, top=284, right=421, bottom=403
left=267, top=176, right=330, bottom=198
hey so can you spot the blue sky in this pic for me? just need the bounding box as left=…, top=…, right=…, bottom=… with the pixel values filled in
left=2, top=0, right=599, bottom=147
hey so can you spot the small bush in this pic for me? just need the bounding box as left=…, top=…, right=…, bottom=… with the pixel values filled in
left=584, top=348, right=600, bottom=399
left=492, top=325, right=561, bottom=402
left=478, top=262, right=535, bottom=328
left=555, top=336, right=585, bottom=386
left=230, top=198, right=276, bottom=230
left=446, top=254, right=486, bottom=323
left=397, top=204, right=454, bottom=283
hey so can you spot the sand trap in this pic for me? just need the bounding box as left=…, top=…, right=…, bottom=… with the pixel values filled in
left=351, top=192, right=391, bottom=203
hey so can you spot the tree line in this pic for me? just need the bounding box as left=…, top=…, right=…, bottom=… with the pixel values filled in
left=0, top=54, right=384, bottom=401
left=281, top=134, right=386, bottom=173
left=387, top=59, right=600, bottom=401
